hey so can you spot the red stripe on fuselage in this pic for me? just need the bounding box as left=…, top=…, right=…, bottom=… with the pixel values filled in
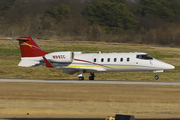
left=74, top=59, right=113, bottom=69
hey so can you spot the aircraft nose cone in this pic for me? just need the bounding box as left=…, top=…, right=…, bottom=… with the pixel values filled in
left=154, top=59, right=175, bottom=70
left=169, top=64, right=175, bottom=69
left=164, top=63, right=175, bottom=70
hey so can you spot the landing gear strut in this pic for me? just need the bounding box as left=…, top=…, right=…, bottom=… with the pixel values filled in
left=154, top=73, right=159, bottom=80
left=78, top=70, right=84, bottom=80
left=89, top=72, right=95, bottom=80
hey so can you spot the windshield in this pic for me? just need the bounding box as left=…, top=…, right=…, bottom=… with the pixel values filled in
left=136, top=54, right=153, bottom=60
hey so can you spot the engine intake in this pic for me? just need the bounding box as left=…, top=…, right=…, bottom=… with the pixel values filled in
left=45, top=51, right=74, bottom=63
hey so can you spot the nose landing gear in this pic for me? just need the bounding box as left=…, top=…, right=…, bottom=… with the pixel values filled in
left=154, top=73, right=159, bottom=80
left=154, top=75, right=159, bottom=80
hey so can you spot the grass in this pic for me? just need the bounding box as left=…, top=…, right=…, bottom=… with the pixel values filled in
left=0, top=38, right=179, bottom=81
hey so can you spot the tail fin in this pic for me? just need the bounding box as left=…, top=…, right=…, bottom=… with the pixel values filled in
left=1, top=36, right=47, bottom=67
left=18, top=36, right=47, bottom=57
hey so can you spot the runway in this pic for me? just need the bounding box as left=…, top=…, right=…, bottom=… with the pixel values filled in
left=0, top=78, right=180, bottom=85
left=2, top=118, right=180, bottom=120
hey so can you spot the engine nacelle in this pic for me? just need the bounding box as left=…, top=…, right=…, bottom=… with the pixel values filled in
left=45, top=51, right=74, bottom=63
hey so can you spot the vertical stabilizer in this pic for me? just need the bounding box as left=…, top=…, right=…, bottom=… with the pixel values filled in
left=18, top=36, right=47, bottom=57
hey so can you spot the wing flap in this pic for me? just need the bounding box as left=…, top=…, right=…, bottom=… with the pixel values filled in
left=62, top=69, right=78, bottom=75
left=66, top=66, right=106, bottom=71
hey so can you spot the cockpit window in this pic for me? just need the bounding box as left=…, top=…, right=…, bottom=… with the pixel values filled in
left=136, top=54, right=153, bottom=60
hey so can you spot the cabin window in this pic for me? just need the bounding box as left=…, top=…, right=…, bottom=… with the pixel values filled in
left=114, top=58, right=117, bottom=62
left=127, top=58, right=130, bottom=62
left=107, top=58, right=110, bottom=62
left=94, top=58, right=96, bottom=62
left=101, top=58, right=104, bottom=62
left=120, top=58, right=123, bottom=62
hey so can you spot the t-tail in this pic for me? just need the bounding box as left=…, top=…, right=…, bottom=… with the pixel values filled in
left=16, top=36, right=47, bottom=67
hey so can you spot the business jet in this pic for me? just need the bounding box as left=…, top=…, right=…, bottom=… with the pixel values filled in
left=9, top=36, right=175, bottom=80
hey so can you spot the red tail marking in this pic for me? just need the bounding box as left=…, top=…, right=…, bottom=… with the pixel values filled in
left=43, top=56, right=54, bottom=68
left=18, top=36, right=47, bottom=57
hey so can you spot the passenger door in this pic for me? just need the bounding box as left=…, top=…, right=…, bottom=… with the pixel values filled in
left=150, top=59, right=153, bottom=65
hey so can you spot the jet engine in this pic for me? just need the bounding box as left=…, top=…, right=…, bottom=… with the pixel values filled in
left=45, top=51, right=74, bottom=63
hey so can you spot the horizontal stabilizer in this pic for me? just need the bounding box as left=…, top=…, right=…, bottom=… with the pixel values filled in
left=18, top=57, right=42, bottom=67
left=0, top=38, right=30, bottom=41
left=18, top=60, right=40, bottom=67
left=12, top=38, right=30, bottom=41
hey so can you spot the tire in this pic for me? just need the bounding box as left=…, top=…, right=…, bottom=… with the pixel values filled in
left=154, top=75, right=159, bottom=80
left=79, top=77, right=84, bottom=81
left=89, top=76, right=94, bottom=80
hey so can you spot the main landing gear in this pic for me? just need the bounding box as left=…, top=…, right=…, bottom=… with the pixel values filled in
left=78, top=70, right=84, bottom=80
left=89, top=72, right=95, bottom=80
left=78, top=70, right=95, bottom=80
left=79, top=76, right=84, bottom=80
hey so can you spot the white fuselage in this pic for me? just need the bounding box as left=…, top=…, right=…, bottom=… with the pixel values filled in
left=19, top=52, right=175, bottom=74
left=56, top=52, right=174, bottom=73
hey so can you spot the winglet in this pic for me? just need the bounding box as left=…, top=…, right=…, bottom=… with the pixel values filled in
left=43, top=56, right=54, bottom=68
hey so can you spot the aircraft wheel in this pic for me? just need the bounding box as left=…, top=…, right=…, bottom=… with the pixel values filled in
left=79, top=76, right=84, bottom=81
left=154, top=75, right=159, bottom=80
left=89, top=76, right=94, bottom=80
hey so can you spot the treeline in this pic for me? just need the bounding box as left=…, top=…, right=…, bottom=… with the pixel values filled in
left=1, top=0, right=180, bottom=45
